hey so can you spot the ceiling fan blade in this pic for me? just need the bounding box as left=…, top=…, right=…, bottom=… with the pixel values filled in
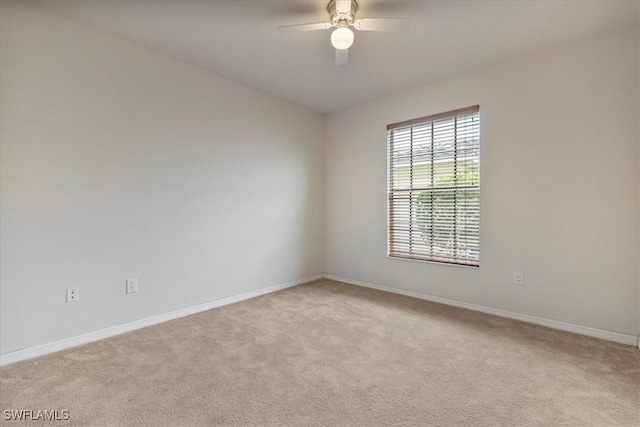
left=353, top=18, right=410, bottom=32
left=335, top=48, right=349, bottom=65
left=277, top=22, right=332, bottom=34
left=335, top=0, right=351, bottom=14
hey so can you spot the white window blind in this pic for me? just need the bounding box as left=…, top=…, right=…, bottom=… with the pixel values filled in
left=387, top=105, right=480, bottom=267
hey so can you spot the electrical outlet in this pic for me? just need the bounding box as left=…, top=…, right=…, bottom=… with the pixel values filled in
left=126, top=279, right=138, bottom=294
left=514, top=272, right=524, bottom=286
left=66, top=287, right=79, bottom=302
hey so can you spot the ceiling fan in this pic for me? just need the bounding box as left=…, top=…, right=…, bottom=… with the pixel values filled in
left=277, top=0, right=410, bottom=65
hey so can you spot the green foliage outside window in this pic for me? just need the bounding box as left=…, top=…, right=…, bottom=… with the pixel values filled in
left=416, top=170, right=479, bottom=257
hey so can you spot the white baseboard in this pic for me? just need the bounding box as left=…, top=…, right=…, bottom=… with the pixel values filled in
left=0, top=274, right=323, bottom=366
left=324, top=274, right=638, bottom=347
left=2, top=273, right=636, bottom=366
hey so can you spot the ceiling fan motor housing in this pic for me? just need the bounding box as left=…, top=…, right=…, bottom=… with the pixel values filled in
left=327, top=0, right=358, bottom=27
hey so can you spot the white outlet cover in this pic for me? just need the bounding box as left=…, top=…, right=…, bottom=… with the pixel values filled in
left=66, top=287, right=79, bottom=302
left=126, top=279, right=138, bottom=294
left=514, top=272, right=524, bottom=285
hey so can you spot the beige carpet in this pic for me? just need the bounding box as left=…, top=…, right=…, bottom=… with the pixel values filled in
left=1, top=279, right=638, bottom=426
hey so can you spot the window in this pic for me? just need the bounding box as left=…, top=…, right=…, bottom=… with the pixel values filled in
left=387, top=105, right=480, bottom=267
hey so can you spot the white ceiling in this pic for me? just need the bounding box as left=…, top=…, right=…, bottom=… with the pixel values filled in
left=31, top=0, right=639, bottom=114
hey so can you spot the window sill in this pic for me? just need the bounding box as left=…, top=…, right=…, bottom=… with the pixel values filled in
left=387, top=255, right=480, bottom=269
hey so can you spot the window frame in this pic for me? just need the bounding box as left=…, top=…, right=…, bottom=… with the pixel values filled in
left=387, top=105, right=480, bottom=267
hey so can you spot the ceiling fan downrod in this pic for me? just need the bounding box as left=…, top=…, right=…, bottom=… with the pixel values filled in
left=327, top=0, right=359, bottom=27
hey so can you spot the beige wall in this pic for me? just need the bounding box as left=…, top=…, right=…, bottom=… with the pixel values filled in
left=0, top=1, right=324, bottom=354
left=324, top=26, right=640, bottom=336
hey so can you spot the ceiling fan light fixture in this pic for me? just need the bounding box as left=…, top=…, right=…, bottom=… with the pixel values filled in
left=331, top=27, right=354, bottom=50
